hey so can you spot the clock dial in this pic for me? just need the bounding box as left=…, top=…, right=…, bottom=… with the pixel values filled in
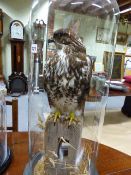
left=10, top=21, right=24, bottom=40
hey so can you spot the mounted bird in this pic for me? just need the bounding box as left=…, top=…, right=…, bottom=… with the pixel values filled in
left=43, top=27, right=93, bottom=126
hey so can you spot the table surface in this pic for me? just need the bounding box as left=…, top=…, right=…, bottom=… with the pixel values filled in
left=2, top=132, right=131, bottom=175
left=109, top=81, right=131, bottom=96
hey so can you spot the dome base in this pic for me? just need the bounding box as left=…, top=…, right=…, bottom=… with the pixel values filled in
left=0, top=146, right=12, bottom=174
left=23, top=152, right=98, bottom=175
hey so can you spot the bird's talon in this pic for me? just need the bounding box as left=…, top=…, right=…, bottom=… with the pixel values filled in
left=68, top=112, right=76, bottom=126
left=54, top=111, right=61, bottom=124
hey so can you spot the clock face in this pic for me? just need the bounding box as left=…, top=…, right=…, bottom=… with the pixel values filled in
left=10, top=21, right=24, bottom=40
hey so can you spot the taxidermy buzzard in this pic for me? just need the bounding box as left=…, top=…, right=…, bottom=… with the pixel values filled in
left=44, top=28, right=92, bottom=125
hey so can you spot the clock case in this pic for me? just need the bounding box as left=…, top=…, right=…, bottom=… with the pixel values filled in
left=9, top=20, right=24, bottom=73
left=0, top=9, right=3, bottom=79
left=0, top=9, right=3, bottom=36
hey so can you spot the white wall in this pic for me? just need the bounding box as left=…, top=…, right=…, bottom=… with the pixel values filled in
left=31, top=0, right=48, bottom=25
left=1, top=13, right=12, bottom=81
left=0, top=0, right=131, bottom=80
left=115, top=22, right=131, bottom=53
left=54, top=9, right=131, bottom=71
left=0, top=0, right=31, bottom=25
left=54, top=10, right=116, bottom=64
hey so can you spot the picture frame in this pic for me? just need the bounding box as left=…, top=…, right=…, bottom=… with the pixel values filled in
left=116, top=32, right=128, bottom=45
left=126, top=47, right=131, bottom=57
left=94, top=62, right=104, bottom=72
left=124, top=57, right=131, bottom=76
left=126, top=35, right=131, bottom=57
left=96, top=27, right=110, bottom=44
left=111, top=52, right=125, bottom=79
left=127, top=35, right=131, bottom=47
left=103, top=51, right=112, bottom=77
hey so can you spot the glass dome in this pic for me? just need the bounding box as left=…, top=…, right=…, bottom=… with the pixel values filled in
left=28, top=0, right=119, bottom=174
left=0, top=92, right=7, bottom=169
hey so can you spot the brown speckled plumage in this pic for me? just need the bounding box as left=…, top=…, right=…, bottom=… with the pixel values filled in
left=44, top=28, right=92, bottom=114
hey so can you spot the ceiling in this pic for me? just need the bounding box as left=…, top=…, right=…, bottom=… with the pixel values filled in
left=117, top=0, right=131, bottom=23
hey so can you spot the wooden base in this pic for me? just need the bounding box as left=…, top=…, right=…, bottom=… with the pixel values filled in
left=34, top=117, right=83, bottom=175
left=44, top=118, right=82, bottom=160
left=0, top=146, right=12, bottom=174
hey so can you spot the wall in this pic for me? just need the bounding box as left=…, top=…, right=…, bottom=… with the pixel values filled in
left=54, top=10, right=131, bottom=74
left=0, top=0, right=31, bottom=25
left=31, top=0, right=48, bottom=25
left=1, top=14, right=12, bottom=81
left=115, top=23, right=131, bottom=53
left=0, top=0, right=131, bottom=80
left=54, top=10, right=116, bottom=65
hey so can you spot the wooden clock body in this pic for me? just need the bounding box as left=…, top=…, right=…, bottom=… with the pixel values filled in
left=10, top=20, right=24, bottom=73
left=0, top=9, right=3, bottom=79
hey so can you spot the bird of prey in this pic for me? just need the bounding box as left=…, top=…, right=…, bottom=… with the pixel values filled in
left=43, top=28, right=92, bottom=125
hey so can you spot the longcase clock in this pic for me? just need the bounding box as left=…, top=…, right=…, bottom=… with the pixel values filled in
left=10, top=20, right=24, bottom=73
left=0, top=9, right=3, bottom=79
